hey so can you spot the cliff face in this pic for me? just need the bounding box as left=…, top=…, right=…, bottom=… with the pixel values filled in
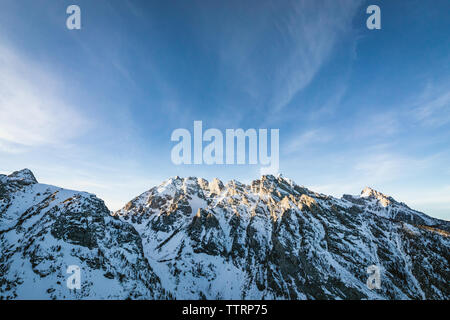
left=0, top=169, right=167, bottom=299
left=115, top=175, right=449, bottom=299
left=1, top=169, right=448, bottom=299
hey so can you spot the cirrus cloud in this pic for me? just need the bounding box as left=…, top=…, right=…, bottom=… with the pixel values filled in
left=0, top=42, right=90, bottom=152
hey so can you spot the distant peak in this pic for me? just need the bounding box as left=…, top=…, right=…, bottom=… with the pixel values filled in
left=209, top=178, right=224, bottom=194
left=361, top=186, right=390, bottom=198
left=361, top=187, right=379, bottom=197
left=8, top=168, right=38, bottom=184
left=261, top=174, right=277, bottom=181
left=360, top=187, right=395, bottom=207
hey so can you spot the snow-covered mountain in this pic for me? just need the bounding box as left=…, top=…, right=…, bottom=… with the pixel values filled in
left=1, top=169, right=449, bottom=299
left=0, top=169, right=167, bottom=299
left=115, top=175, right=449, bottom=299
left=343, top=187, right=450, bottom=232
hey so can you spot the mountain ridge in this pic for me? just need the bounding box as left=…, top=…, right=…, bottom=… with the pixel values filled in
left=0, top=169, right=168, bottom=299
left=1, top=169, right=449, bottom=299
left=114, top=173, right=449, bottom=299
left=117, top=174, right=449, bottom=229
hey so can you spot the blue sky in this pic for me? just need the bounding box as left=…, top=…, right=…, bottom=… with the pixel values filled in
left=0, top=0, right=449, bottom=219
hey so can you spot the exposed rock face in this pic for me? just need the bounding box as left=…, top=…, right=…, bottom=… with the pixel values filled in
left=0, top=169, right=167, bottom=299
left=344, top=187, right=450, bottom=232
left=115, top=175, right=450, bottom=300
left=1, top=169, right=448, bottom=300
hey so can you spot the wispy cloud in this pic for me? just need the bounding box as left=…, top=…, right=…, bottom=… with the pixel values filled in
left=0, top=42, right=90, bottom=152
left=413, top=83, right=450, bottom=127
left=284, top=128, right=333, bottom=155
left=353, top=152, right=422, bottom=183
left=205, top=0, right=362, bottom=121
left=0, top=139, right=27, bottom=154
left=351, top=111, right=401, bottom=140
left=270, top=0, right=362, bottom=111
left=43, top=169, right=162, bottom=211
left=308, top=82, right=348, bottom=120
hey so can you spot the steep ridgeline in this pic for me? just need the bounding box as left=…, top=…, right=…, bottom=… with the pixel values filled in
left=115, top=175, right=449, bottom=300
left=1, top=169, right=448, bottom=300
left=0, top=169, right=167, bottom=299
left=343, top=187, right=450, bottom=232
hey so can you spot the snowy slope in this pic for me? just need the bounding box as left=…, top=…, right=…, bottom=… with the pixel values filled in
left=115, top=175, right=449, bottom=300
left=0, top=169, right=167, bottom=299
left=343, top=187, right=449, bottom=231
left=1, top=169, right=448, bottom=300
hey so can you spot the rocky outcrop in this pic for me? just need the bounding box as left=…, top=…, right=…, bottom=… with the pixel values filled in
left=115, top=174, right=449, bottom=299
left=1, top=169, right=448, bottom=300
left=0, top=169, right=167, bottom=299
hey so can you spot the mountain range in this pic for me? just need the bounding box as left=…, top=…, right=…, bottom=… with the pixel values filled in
left=1, top=169, right=448, bottom=299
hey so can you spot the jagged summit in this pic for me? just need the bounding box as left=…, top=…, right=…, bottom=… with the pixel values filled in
left=0, top=168, right=166, bottom=299
left=341, top=186, right=447, bottom=231
left=360, top=186, right=396, bottom=207
left=2, top=168, right=38, bottom=185
left=112, top=173, right=449, bottom=299
left=1, top=169, right=449, bottom=300
left=360, top=186, right=392, bottom=200
left=115, top=174, right=448, bottom=232
left=361, top=186, right=381, bottom=197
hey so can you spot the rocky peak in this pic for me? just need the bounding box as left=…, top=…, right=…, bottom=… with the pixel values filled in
left=113, top=174, right=449, bottom=300
left=3, top=168, right=447, bottom=300
left=5, top=168, right=38, bottom=185
left=209, top=178, right=224, bottom=194
left=260, top=174, right=281, bottom=188
left=360, top=187, right=394, bottom=207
